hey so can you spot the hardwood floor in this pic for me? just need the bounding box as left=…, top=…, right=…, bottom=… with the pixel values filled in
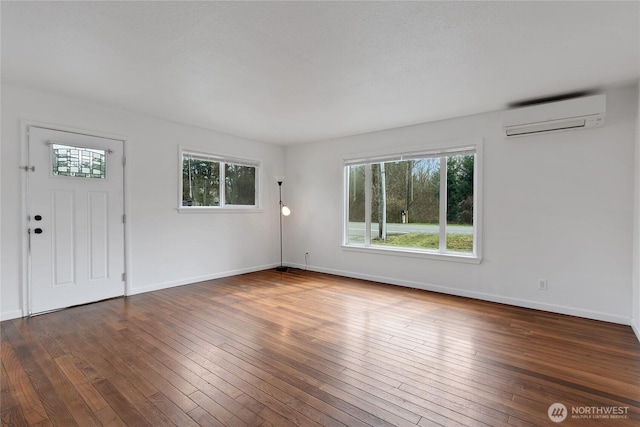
left=2, top=269, right=639, bottom=426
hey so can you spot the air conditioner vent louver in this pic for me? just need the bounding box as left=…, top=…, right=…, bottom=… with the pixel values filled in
left=503, top=94, right=605, bottom=138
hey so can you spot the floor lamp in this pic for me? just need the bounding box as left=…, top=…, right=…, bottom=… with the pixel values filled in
left=276, top=178, right=290, bottom=272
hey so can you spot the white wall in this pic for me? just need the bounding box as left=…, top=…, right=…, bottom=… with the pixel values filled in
left=3, top=84, right=638, bottom=327
left=1, top=84, right=284, bottom=320
left=633, top=83, right=640, bottom=340
left=285, top=85, right=638, bottom=325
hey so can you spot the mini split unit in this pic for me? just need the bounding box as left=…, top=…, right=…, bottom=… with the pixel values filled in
left=502, top=94, right=606, bottom=138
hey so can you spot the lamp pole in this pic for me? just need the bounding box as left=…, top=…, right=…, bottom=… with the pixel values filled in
left=276, top=180, right=287, bottom=272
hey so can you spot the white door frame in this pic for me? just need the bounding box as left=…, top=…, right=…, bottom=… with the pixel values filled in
left=21, top=120, right=130, bottom=316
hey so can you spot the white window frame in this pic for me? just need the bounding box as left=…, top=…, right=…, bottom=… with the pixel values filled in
left=342, top=139, right=482, bottom=263
left=178, top=147, right=261, bottom=213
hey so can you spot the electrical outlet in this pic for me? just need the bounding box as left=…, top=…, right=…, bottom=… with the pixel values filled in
left=538, top=279, right=548, bottom=291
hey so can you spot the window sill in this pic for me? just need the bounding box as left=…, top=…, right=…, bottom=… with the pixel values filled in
left=178, top=207, right=264, bottom=214
left=341, top=244, right=482, bottom=264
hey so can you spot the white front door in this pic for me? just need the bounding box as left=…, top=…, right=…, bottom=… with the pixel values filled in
left=28, top=126, right=125, bottom=315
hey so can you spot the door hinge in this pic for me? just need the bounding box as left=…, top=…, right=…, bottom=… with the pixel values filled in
left=122, top=214, right=126, bottom=224
left=20, top=166, right=35, bottom=172
left=122, top=157, right=126, bottom=166
left=122, top=272, right=127, bottom=282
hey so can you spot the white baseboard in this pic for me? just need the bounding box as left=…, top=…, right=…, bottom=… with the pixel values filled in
left=290, top=263, right=632, bottom=326
left=632, top=318, right=640, bottom=343
left=127, top=263, right=279, bottom=296
left=5, top=263, right=634, bottom=332
left=1, top=264, right=279, bottom=321
left=1, top=310, right=24, bottom=322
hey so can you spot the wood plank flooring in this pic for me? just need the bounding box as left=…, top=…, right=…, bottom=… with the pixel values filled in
left=2, top=269, right=639, bottom=426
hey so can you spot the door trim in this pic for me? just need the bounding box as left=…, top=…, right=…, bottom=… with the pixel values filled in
left=21, top=120, right=130, bottom=316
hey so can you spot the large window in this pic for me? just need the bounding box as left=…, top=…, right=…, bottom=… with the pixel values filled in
left=180, top=149, right=259, bottom=210
left=344, top=144, right=480, bottom=260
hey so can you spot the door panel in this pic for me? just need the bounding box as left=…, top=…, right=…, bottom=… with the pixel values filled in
left=51, top=190, right=76, bottom=286
left=28, top=126, right=125, bottom=314
left=88, top=191, right=109, bottom=280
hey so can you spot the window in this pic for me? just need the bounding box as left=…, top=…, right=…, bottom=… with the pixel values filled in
left=52, top=144, right=106, bottom=179
left=344, top=144, right=480, bottom=260
left=180, top=149, right=259, bottom=210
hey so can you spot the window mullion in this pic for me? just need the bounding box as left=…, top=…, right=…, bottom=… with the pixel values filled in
left=344, top=167, right=349, bottom=244
left=439, top=156, right=447, bottom=253
left=364, top=163, right=372, bottom=246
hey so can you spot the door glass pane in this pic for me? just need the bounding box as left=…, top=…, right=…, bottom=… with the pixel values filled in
left=52, top=144, right=106, bottom=179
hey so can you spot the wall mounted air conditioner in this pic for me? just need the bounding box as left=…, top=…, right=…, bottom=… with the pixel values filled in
left=503, top=94, right=606, bottom=138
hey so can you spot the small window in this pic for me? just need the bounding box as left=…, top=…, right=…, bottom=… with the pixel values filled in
left=52, top=144, right=106, bottom=179
left=344, top=143, right=480, bottom=261
left=180, top=150, right=259, bottom=210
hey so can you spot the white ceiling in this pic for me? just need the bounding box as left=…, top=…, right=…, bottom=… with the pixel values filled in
left=2, top=1, right=639, bottom=145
